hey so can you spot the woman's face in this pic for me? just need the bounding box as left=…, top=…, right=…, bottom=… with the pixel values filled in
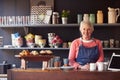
left=80, top=24, right=93, bottom=40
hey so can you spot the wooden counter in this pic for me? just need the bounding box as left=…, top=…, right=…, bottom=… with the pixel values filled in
left=8, top=68, right=120, bottom=80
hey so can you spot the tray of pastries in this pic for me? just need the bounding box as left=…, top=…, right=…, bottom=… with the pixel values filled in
left=15, top=50, right=54, bottom=61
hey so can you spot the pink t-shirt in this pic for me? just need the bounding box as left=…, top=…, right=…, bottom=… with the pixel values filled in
left=68, top=38, right=104, bottom=67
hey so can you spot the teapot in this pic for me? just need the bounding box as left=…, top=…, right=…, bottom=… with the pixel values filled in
left=108, top=7, right=120, bottom=23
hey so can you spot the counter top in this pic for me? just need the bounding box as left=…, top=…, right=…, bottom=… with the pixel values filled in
left=9, top=68, right=112, bottom=72
left=8, top=68, right=120, bottom=80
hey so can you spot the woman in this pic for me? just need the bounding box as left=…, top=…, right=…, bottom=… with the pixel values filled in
left=68, top=21, right=104, bottom=70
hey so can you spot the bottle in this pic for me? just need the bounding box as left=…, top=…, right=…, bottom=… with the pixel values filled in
left=52, top=12, right=59, bottom=24
left=97, top=10, right=103, bottom=23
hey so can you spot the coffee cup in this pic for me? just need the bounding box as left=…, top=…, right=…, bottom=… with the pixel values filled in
left=90, top=63, right=96, bottom=71
left=97, top=62, right=104, bottom=71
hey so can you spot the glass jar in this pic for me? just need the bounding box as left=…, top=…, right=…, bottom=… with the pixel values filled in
left=97, top=10, right=103, bottom=23
left=83, top=14, right=89, bottom=22
left=77, top=14, right=82, bottom=24
left=89, top=14, right=95, bottom=24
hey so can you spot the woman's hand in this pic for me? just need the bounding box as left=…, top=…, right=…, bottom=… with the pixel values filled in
left=73, top=64, right=80, bottom=70
left=80, top=63, right=90, bottom=70
left=72, top=63, right=81, bottom=70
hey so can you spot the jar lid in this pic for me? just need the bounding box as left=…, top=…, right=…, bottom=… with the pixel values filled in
left=97, top=10, right=102, bottom=13
left=53, top=12, right=59, bottom=15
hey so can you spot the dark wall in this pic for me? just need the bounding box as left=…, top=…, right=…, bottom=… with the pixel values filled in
left=55, top=0, right=120, bottom=23
left=0, top=0, right=120, bottom=23
left=0, top=0, right=30, bottom=16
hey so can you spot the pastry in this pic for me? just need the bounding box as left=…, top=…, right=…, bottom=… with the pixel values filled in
left=39, top=50, right=46, bottom=55
left=30, top=50, right=39, bottom=56
left=45, top=50, right=53, bottom=54
left=19, top=50, right=30, bottom=56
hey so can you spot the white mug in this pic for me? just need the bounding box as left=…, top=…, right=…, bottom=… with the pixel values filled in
left=97, top=62, right=104, bottom=71
left=90, top=63, right=96, bottom=71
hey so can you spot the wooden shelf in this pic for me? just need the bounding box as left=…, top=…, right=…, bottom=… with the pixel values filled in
left=94, top=23, right=120, bottom=27
left=0, top=47, right=120, bottom=51
left=15, top=55, right=54, bottom=61
left=0, top=23, right=120, bottom=28
left=0, top=24, right=78, bottom=28
left=103, top=48, right=120, bottom=50
left=0, top=47, right=69, bottom=50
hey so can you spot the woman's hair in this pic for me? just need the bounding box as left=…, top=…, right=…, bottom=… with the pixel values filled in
left=79, top=21, right=94, bottom=31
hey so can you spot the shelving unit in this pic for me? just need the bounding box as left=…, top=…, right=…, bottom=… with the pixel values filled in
left=0, top=23, right=120, bottom=51
left=0, top=22, right=119, bottom=68
left=0, top=23, right=119, bottom=69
